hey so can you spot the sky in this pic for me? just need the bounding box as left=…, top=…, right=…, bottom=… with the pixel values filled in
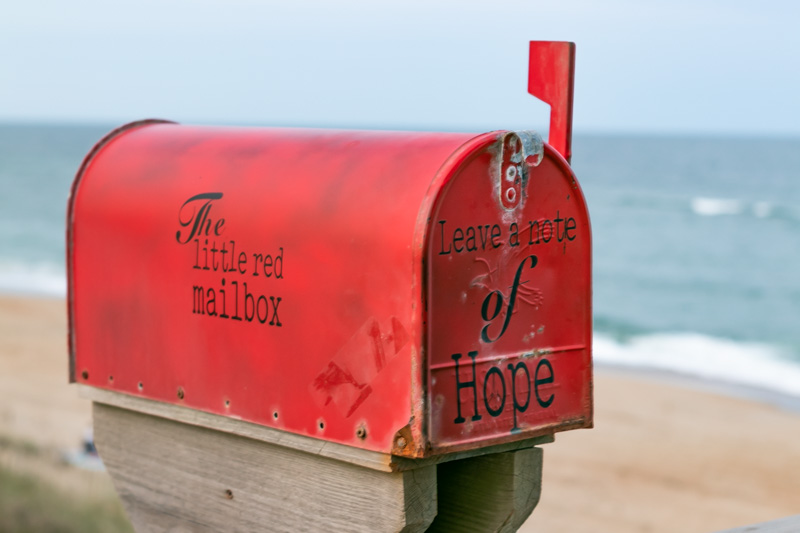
left=1, top=0, right=798, bottom=136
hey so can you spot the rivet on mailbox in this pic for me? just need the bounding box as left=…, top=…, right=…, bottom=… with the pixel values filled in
left=68, top=41, right=591, bottom=532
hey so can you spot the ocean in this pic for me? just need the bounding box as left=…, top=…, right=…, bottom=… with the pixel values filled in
left=2, top=123, right=799, bottom=398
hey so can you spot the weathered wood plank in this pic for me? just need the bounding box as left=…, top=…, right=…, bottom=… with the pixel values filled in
left=93, top=403, right=437, bottom=533
left=81, top=385, right=552, bottom=472
left=716, top=514, right=800, bottom=532
left=426, top=447, right=543, bottom=532
left=82, top=385, right=394, bottom=472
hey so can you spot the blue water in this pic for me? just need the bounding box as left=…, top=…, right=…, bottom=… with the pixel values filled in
left=0, top=124, right=109, bottom=294
left=2, top=124, right=800, bottom=396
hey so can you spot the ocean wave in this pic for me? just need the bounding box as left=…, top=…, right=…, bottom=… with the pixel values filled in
left=607, top=193, right=799, bottom=223
left=594, top=332, right=800, bottom=398
left=690, top=197, right=744, bottom=216
left=687, top=196, right=800, bottom=223
left=0, top=262, right=66, bottom=297
left=752, top=201, right=772, bottom=218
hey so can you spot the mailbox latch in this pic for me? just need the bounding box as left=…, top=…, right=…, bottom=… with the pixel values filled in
left=498, top=130, right=543, bottom=211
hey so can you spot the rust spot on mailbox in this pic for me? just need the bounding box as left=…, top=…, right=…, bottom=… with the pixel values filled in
left=68, top=42, right=591, bottom=458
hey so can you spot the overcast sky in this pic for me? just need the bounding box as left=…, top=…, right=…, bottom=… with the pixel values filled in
left=1, top=0, right=797, bottom=136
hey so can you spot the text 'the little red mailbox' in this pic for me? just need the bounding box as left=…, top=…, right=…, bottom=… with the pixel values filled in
left=68, top=44, right=592, bottom=460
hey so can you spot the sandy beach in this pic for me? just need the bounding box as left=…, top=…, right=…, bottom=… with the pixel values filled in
left=2, top=295, right=799, bottom=532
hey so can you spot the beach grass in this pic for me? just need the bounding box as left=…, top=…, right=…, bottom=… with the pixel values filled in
left=0, top=433, right=133, bottom=533
left=0, top=465, right=133, bottom=533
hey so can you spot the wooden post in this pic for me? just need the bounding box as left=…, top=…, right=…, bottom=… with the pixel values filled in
left=427, top=448, right=543, bottom=532
left=85, top=387, right=551, bottom=532
left=94, top=404, right=436, bottom=533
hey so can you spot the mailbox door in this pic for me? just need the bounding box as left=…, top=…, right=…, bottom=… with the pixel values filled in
left=426, top=131, right=592, bottom=452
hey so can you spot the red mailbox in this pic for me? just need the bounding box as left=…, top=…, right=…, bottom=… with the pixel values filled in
left=68, top=42, right=591, bottom=459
